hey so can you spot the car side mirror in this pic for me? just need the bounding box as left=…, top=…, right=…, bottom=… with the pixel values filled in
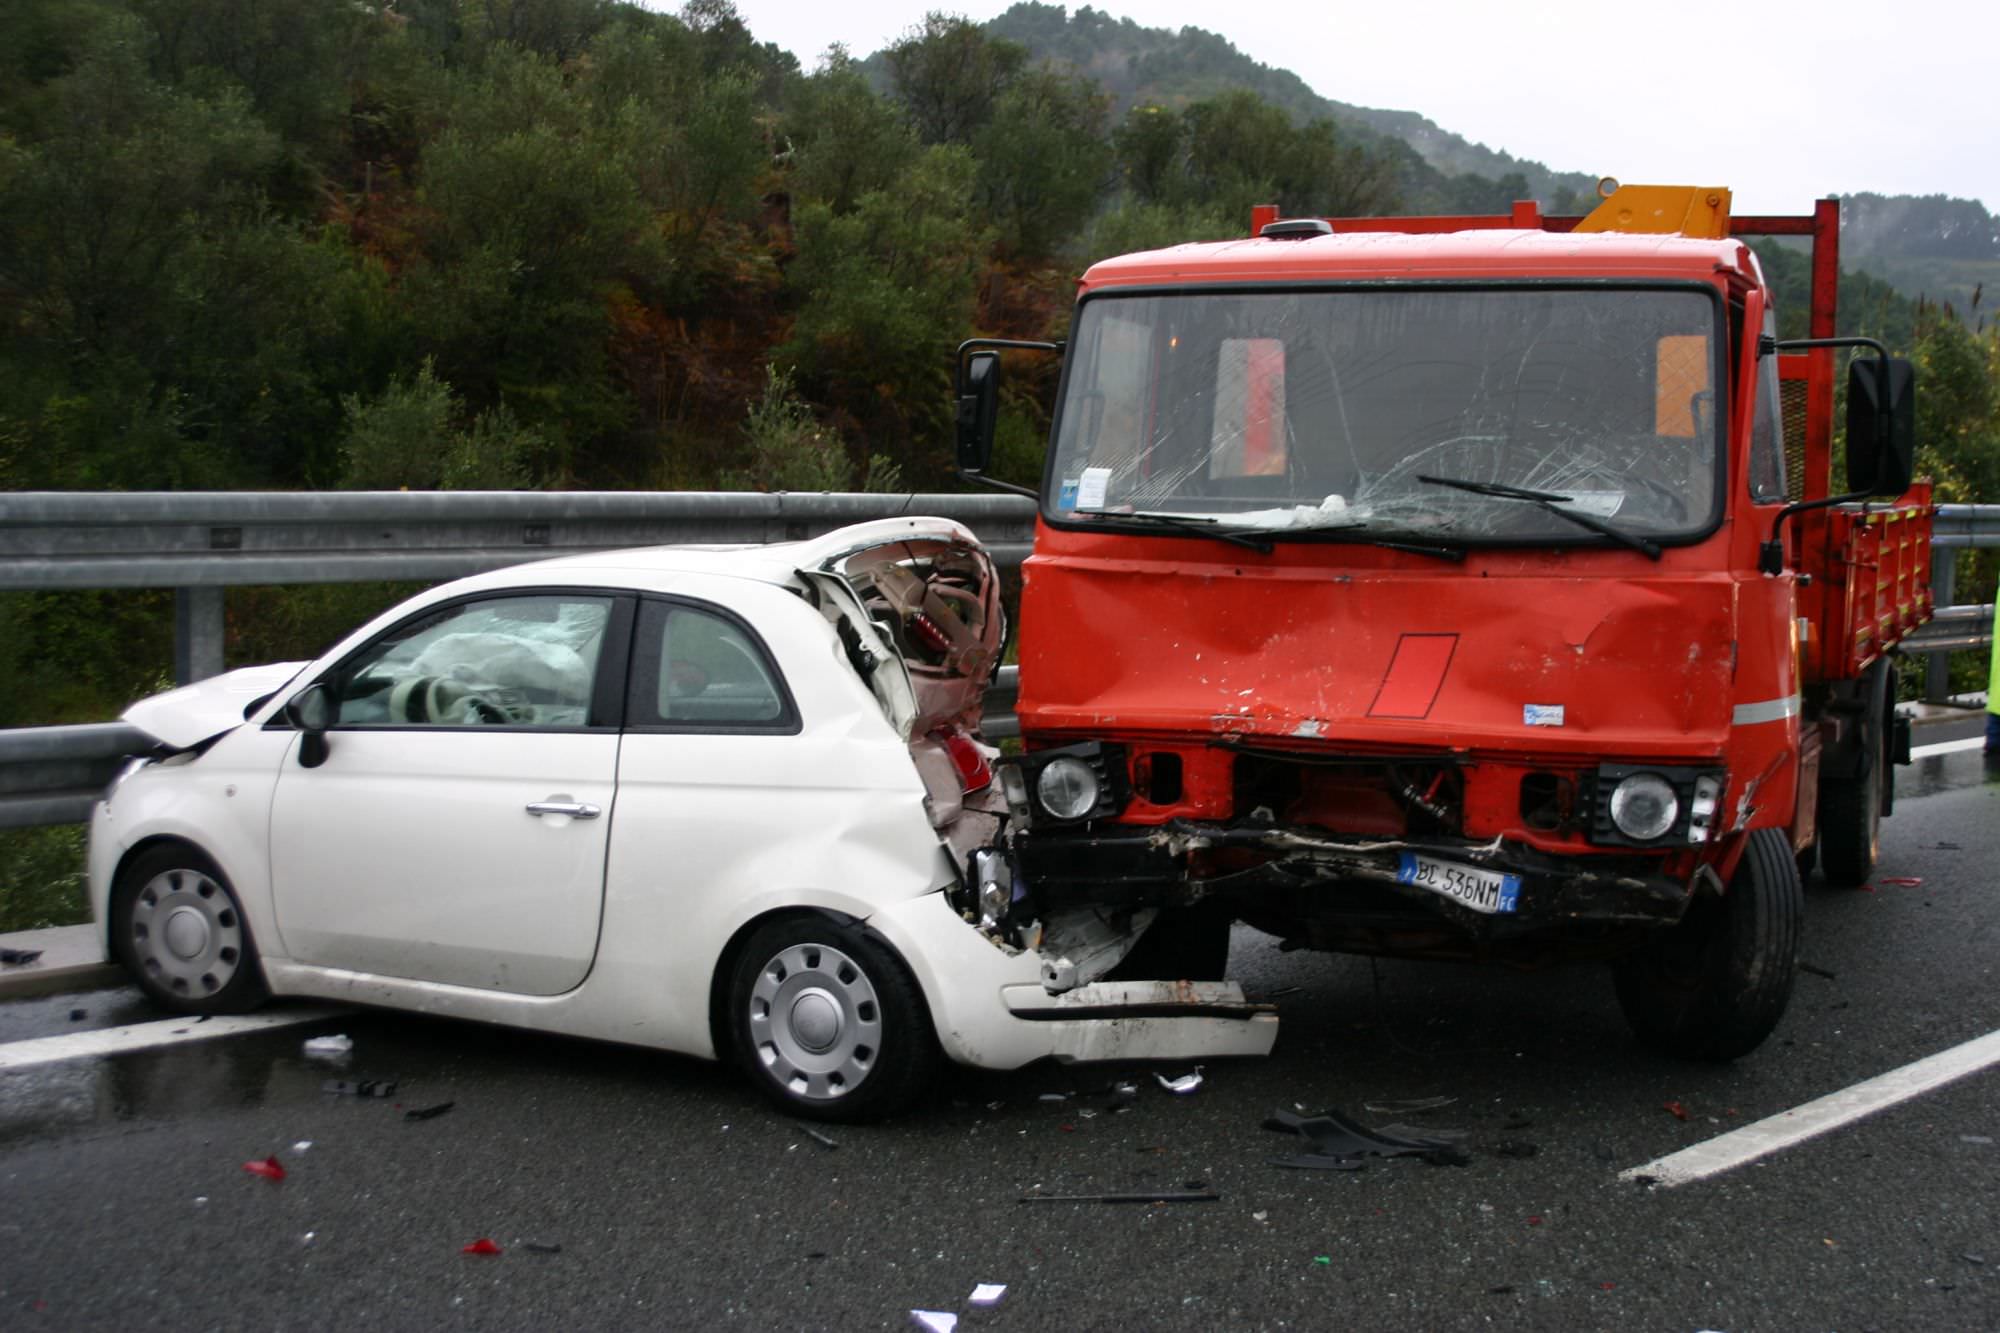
left=955, top=350, right=1000, bottom=474
left=1845, top=356, right=1916, bottom=497
left=285, top=683, right=333, bottom=768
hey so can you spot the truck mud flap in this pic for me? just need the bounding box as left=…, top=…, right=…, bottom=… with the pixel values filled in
left=999, top=979, right=1279, bottom=1063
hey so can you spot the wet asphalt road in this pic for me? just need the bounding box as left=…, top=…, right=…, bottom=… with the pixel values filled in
left=2, top=738, right=1996, bottom=1330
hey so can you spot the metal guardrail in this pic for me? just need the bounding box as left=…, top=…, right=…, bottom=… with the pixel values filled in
left=0, top=493, right=1990, bottom=834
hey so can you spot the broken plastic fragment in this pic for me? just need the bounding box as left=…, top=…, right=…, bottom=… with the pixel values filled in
left=968, top=1284, right=1006, bottom=1306
left=404, top=1101, right=455, bottom=1121
left=1155, top=1069, right=1204, bottom=1095
left=1664, top=1101, right=1689, bottom=1121
left=243, top=1155, right=286, bottom=1182
left=291, top=1140, right=313, bottom=1154
left=1800, top=962, right=1837, bottom=980
left=0, top=947, right=44, bottom=965
left=1312, top=1255, right=1332, bottom=1266
left=1263, top=1107, right=1458, bottom=1166
left=1038, top=1092, right=1071, bottom=1102
left=523, top=1242, right=563, bottom=1255
left=461, top=1238, right=503, bottom=1256
left=1361, top=1096, right=1457, bottom=1115
left=1526, top=1215, right=1543, bottom=1227
left=323, top=1079, right=396, bottom=1098
left=909, top=1312, right=957, bottom=1333
left=302, top=1034, right=353, bottom=1060
left=1878, top=875, right=1923, bottom=886
left=69, top=1008, right=87, bottom=1022
left=803, top=1126, right=838, bottom=1150
left=1019, top=1190, right=1220, bottom=1204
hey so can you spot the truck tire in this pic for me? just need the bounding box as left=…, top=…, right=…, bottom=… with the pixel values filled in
left=1817, top=661, right=1890, bottom=887
left=1613, top=828, right=1802, bottom=1061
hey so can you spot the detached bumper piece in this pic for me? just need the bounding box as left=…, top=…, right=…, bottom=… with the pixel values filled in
left=999, top=979, right=1279, bottom=1063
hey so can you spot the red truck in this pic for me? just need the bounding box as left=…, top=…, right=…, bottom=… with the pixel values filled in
left=952, top=183, right=1931, bottom=1059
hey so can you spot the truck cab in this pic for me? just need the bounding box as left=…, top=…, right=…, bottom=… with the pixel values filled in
left=955, top=184, right=1928, bottom=1060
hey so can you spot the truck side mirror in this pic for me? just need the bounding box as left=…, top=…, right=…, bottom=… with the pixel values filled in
left=1845, top=356, right=1916, bottom=497
left=285, top=682, right=333, bottom=768
left=955, top=350, right=1000, bottom=474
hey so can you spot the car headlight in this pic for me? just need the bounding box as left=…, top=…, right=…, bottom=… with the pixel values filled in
left=1609, top=773, right=1679, bottom=841
left=1036, top=757, right=1101, bottom=820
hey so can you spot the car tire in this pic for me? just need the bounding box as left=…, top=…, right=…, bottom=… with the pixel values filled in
left=1613, top=827, right=1802, bottom=1061
left=1105, top=900, right=1233, bottom=982
left=111, top=844, right=269, bottom=1015
left=1817, top=662, right=1889, bottom=887
left=726, top=915, right=939, bottom=1123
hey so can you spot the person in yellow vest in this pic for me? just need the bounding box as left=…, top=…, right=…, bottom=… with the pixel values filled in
left=1989, top=590, right=1999, bottom=754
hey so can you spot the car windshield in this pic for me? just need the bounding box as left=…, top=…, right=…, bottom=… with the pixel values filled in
left=1045, top=286, right=1724, bottom=544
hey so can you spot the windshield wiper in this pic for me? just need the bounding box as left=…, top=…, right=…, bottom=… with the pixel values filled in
left=1415, top=475, right=1662, bottom=560
left=1078, top=510, right=1274, bottom=554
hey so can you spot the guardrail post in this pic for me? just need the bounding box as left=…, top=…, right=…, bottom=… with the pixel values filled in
left=174, top=586, right=225, bottom=685
left=1924, top=547, right=1956, bottom=703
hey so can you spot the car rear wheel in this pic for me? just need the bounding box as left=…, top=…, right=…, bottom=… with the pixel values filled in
left=1613, top=827, right=1801, bottom=1061
left=726, top=915, right=939, bottom=1122
left=112, top=844, right=269, bottom=1015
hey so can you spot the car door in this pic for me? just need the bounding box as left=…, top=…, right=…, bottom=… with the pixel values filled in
left=268, top=590, right=633, bottom=995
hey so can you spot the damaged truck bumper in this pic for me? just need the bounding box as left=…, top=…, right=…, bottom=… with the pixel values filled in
left=866, top=891, right=1278, bottom=1069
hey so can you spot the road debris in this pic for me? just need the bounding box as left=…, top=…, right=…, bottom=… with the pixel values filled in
left=68, top=1008, right=87, bottom=1022
left=1800, top=963, right=1838, bottom=980
left=1312, top=1255, right=1332, bottom=1266
left=523, top=1242, right=563, bottom=1255
left=461, top=1238, right=503, bottom=1256
left=243, top=1156, right=286, bottom=1182
left=1664, top=1101, right=1690, bottom=1121
left=1493, top=1141, right=1539, bottom=1159
left=1263, top=1107, right=1465, bottom=1170
left=1878, top=875, right=1924, bottom=887
left=1155, top=1068, right=1204, bottom=1094
left=291, top=1140, right=313, bottom=1154
left=1038, top=1092, right=1071, bottom=1102
left=1019, top=1190, right=1221, bottom=1204
left=1362, top=1095, right=1457, bottom=1114
left=801, top=1126, right=838, bottom=1150
left=968, top=1283, right=1006, bottom=1306
left=909, top=1311, right=957, bottom=1333
left=302, top=1034, right=353, bottom=1060
left=323, top=1079, right=396, bottom=1098
left=404, top=1101, right=455, bottom=1122
left=1959, top=1134, right=1993, bottom=1145
left=0, top=948, right=45, bottom=965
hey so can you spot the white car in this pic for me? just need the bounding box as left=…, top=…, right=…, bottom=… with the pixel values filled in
left=90, top=518, right=1275, bottom=1119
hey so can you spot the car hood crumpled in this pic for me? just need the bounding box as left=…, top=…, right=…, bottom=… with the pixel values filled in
left=123, top=660, right=309, bottom=750
left=791, top=517, right=1005, bottom=740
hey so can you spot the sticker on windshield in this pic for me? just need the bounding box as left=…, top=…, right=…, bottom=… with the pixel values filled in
left=1551, top=490, right=1626, bottom=518
left=1524, top=704, right=1565, bottom=727
left=1057, top=478, right=1079, bottom=512
left=1076, top=466, right=1111, bottom=511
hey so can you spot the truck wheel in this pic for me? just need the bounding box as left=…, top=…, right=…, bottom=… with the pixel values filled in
left=1614, top=828, right=1801, bottom=1061
left=1817, top=662, right=1890, bottom=887
left=1105, top=900, right=1233, bottom=982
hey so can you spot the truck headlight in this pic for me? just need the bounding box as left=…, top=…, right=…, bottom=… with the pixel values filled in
left=1036, top=757, right=1100, bottom=820
left=1609, top=773, right=1679, bottom=841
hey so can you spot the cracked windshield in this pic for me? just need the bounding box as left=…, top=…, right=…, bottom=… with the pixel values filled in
left=1046, top=287, right=1723, bottom=544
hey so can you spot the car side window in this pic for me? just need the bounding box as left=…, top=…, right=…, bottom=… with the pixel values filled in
left=629, top=600, right=795, bottom=730
left=332, top=594, right=613, bottom=727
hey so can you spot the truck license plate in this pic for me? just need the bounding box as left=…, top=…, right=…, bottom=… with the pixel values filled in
left=1396, top=852, right=1521, bottom=915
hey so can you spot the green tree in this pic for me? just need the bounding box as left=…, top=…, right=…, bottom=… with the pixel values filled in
left=780, top=145, right=991, bottom=472
left=972, top=64, right=1111, bottom=260
left=784, top=48, right=918, bottom=215
left=884, top=12, right=1025, bottom=145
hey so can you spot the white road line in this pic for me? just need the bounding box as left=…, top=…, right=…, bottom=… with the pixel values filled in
left=1910, top=735, right=1987, bottom=760
left=0, top=1006, right=351, bottom=1071
left=1622, top=1027, right=2000, bottom=1188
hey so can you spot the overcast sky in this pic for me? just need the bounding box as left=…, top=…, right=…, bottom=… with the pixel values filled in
left=719, top=0, right=1997, bottom=215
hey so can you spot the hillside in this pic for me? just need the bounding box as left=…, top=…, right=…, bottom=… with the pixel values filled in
left=981, top=3, right=1600, bottom=207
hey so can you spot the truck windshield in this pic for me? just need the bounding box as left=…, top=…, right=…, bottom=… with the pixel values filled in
left=1045, top=286, right=1724, bottom=545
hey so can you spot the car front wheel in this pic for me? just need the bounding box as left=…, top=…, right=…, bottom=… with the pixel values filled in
left=726, top=915, right=940, bottom=1122
left=111, top=844, right=269, bottom=1014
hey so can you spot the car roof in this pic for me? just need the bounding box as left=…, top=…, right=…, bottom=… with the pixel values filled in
left=439, top=515, right=979, bottom=598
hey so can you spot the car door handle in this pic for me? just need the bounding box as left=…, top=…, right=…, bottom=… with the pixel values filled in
left=525, top=800, right=602, bottom=820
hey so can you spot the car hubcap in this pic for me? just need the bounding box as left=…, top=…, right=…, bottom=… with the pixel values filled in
left=747, top=943, right=882, bottom=1101
left=128, top=868, right=242, bottom=998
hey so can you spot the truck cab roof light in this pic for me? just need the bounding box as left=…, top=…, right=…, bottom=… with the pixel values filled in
left=1259, top=218, right=1333, bottom=240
